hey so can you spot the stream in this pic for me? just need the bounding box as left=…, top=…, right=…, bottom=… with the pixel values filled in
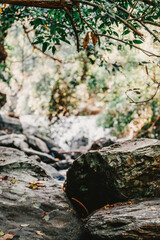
left=20, top=114, right=113, bottom=151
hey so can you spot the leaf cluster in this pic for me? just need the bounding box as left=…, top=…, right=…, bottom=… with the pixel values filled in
left=0, top=0, right=159, bottom=56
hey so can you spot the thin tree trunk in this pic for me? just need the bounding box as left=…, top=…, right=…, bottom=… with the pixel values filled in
left=0, top=41, right=7, bottom=63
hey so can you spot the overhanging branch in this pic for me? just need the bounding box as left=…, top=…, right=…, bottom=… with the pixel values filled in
left=0, top=0, right=73, bottom=9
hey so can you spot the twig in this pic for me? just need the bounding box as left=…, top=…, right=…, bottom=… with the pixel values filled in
left=140, top=21, right=160, bottom=43
left=76, top=2, right=100, bottom=45
left=125, top=83, right=160, bottom=104
left=74, top=1, right=143, bottom=37
left=138, top=0, right=157, bottom=6
left=106, top=0, right=160, bottom=43
left=98, top=34, right=160, bottom=57
left=23, top=26, right=62, bottom=63
left=143, top=21, right=160, bottom=27
left=72, top=197, right=89, bottom=215
left=127, top=1, right=138, bottom=21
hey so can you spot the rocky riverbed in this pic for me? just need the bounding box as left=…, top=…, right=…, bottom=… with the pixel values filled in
left=0, top=114, right=160, bottom=240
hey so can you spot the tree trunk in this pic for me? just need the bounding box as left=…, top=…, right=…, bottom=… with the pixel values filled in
left=0, top=41, right=7, bottom=63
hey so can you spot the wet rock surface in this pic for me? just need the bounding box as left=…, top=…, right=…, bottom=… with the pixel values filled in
left=0, top=147, right=83, bottom=240
left=85, top=198, right=160, bottom=240
left=66, top=138, right=160, bottom=213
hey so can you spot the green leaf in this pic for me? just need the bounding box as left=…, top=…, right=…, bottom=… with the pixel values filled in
left=42, top=42, right=48, bottom=52
left=52, top=46, right=56, bottom=55
left=133, top=40, right=143, bottom=44
left=113, top=31, right=119, bottom=37
left=123, top=29, right=130, bottom=35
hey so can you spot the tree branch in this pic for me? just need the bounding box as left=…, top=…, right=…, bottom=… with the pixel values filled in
left=74, top=1, right=143, bottom=37
left=98, top=33, right=160, bottom=57
left=23, top=25, right=63, bottom=63
left=63, top=6, right=80, bottom=52
left=125, top=83, right=160, bottom=104
left=143, top=20, right=160, bottom=27
left=138, top=0, right=157, bottom=6
left=0, top=0, right=73, bottom=9
left=107, top=0, right=160, bottom=42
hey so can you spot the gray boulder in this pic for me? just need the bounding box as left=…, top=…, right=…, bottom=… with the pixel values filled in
left=35, top=134, right=61, bottom=151
left=0, top=147, right=83, bottom=240
left=66, top=138, right=160, bottom=213
left=26, top=135, right=49, bottom=153
left=0, top=133, right=29, bottom=150
left=85, top=198, right=160, bottom=240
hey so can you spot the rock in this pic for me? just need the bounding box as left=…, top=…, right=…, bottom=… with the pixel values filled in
left=35, top=134, right=61, bottom=151
left=85, top=198, right=160, bottom=240
left=0, top=130, right=6, bottom=136
left=53, top=159, right=74, bottom=171
left=23, top=148, right=57, bottom=164
left=90, top=138, right=115, bottom=150
left=0, top=114, right=23, bottom=133
left=0, top=147, right=83, bottom=240
left=26, top=135, right=49, bottom=153
left=0, top=133, right=29, bottom=150
left=0, top=134, right=58, bottom=164
left=65, top=138, right=160, bottom=214
left=40, top=161, right=65, bottom=181
left=71, top=136, right=89, bottom=150
left=51, top=147, right=65, bottom=160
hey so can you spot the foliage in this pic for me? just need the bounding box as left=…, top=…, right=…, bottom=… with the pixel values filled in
left=0, top=62, right=12, bottom=85
left=97, top=53, right=160, bottom=138
left=0, top=1, right=160, bottom=139
left=0, top=0, right=160, bottom=57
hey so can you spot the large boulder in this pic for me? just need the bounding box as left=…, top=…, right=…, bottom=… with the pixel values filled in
left=0, top=147, right=83, bottom=240
left=85, top=198, right=160, bottom=240
left=65, top=138, right=160, bottom=214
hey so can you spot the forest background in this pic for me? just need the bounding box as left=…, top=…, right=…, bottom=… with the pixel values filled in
left=0, top=0, right=160, bottom=140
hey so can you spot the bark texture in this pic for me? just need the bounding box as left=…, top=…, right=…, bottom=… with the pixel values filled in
left=66, top=138, right=160, bottom=214
left=0, top=0, right=73, bottom=9
left=0, top=92, right=6, bottom=109
left=0, top=41, right=7, bottom=63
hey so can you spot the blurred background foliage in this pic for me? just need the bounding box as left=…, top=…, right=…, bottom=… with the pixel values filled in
left=0, top=2, right=160, bottom=140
